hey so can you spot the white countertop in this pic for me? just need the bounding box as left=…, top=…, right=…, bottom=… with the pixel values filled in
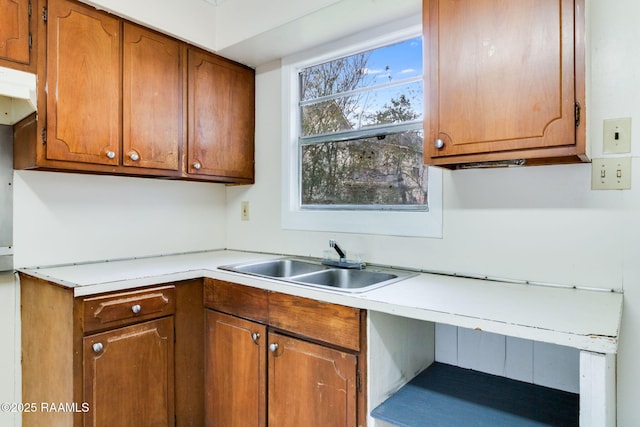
left=19, top=249, right=622, bottom=354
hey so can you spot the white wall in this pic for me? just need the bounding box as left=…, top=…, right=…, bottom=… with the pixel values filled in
left=225, top=1, right=640, bottom=424
left=13, top=171, right=228, bottom=267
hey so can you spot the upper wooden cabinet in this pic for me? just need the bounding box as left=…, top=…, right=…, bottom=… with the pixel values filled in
left=46, top=0, right=122, bottom=166
left=0, top=0, right=32, bottom=69
left=187, top=48, right=255, bottom=182
left=424, top=0, right=586, bottom=167
left=123, top=23, right=182, bottom=171
left=14, top=0, right=255, bottom=183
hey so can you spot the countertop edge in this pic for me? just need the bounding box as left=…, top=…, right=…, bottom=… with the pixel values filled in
left=17, top=250, right=622, bottom=354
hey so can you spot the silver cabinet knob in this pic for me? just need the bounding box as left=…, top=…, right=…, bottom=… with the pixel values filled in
left=129, top=152, right=140, bottom=161
left=269, top=343, right=279, bottom=353
left=192, top=162, right=202, bottom=170
left=131, top=304, right=141, bottom=314
left=251, top=332, right=260, bottom=345
left=434, top=138, right=444, bottom=149
left=92, top=342, right=103, bottom=353
left=106, top=151, right=116, bottom=159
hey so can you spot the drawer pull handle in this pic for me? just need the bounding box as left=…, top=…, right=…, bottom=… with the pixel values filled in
left=269, top=343, right=279, bottom=353
left=434, top=138, right=444, bottom=149
left=131, top=304, right=141, bottom=314
left=129, top=151, right=140, bottom=161
left=106, top=150, right=116, bottom=159
left=192, top=162, right=202, bottom=170
left=251, top=332, right=260, bottom=345
left=92, top=342, right=103, bottom=353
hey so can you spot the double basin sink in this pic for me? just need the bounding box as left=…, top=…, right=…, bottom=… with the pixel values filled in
left=219, top=258, right=416, bottom=293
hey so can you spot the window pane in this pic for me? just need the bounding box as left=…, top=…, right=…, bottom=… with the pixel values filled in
left=301, top=82, right=423, bottom=137
left=300, top=38, right=423, bottom=101
left=301, top=130, right=427, bottom=207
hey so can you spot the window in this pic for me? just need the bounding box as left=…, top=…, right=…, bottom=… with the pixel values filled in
left=299, top=37, right=426, bottom=209
left=282, top=22, right=442, bottom=237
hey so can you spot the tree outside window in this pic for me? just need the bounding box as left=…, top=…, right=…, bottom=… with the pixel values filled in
left=298, top=37, right=427, bottom=209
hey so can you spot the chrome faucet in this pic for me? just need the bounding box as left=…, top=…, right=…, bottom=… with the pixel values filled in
left=323, top=240, right=365, bottom=269
left=329, top=239, right=347, bottom=261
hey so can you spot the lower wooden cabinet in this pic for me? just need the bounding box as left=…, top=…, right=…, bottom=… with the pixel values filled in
left=20, top=276, right=204, bottom=427
left=268, top=332, right=357, bottom=427
left=83, top=317, right=175, bottom=426
left=204, top=279, right=365, bottom=427
left=205, top=311, right=267, bottom=427
left=20, top=273, right=363, bottom=427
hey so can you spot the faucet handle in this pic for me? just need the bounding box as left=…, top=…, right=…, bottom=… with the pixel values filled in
left=329, top=239, right=347, bottom=260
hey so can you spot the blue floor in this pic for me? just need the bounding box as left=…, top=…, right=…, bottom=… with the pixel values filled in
left=371, top=362, right=579, bottom=427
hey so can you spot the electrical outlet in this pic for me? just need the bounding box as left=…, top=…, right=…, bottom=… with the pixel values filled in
left=603, top=118, right=631, bottom=153
left=240, top=201, right=250, bottom=221
left=591, top=158, right=632, bottom=190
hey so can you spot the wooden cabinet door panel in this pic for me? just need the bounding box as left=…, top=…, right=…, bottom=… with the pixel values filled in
left=0, top=0, right=30, bottom=64
left=426, top=0, right=577, bottom=160
left=205, top=310, right=266, bottom=427
left=123, top=24, right=181, bottom=171
left=83, top=317, right=175, bottom=427
left=268, top=332, right=357, bottom=427
left=188, top=49, right=254, bottom=180
left=46, top=0, right=121, bottom=165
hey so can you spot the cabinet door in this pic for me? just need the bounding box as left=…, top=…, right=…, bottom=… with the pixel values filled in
left=268, top=332, right=357, bottom=427
left=83, top=317, right=175, bottom=427
left=425, top=0, right=579, bottom=164
left=0, top=0, right=30, bottom=65
left=123, top=24, right=181, bottom=171
left=46, top=0, right=121, bottom=165
left=187, top=49, right=254, bottom=181
left=205, top=310, right=266, bottom=427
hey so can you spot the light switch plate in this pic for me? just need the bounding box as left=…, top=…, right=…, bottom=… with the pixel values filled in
left=591, top=157, right=632, bottom=190
left=240, top=201, right=250, bottom=221
left=603, top=118, right=631, bottom=153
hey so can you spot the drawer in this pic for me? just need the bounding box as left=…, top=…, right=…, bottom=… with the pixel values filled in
left=269, top=292, right=361, bottom=351
left=83, top=285, right=175, bottom=333
left=204, top=279, right=269, bottom=324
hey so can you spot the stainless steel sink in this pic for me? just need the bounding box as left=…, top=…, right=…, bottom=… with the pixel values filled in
left=224, top=258, right=329, bottom=277
left=219, top=258, right=415, bottom=293
left=291, top=269, right=398, bottom=290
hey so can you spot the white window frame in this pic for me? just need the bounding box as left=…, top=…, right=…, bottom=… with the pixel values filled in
left=281, top=19, right=443, bottom=238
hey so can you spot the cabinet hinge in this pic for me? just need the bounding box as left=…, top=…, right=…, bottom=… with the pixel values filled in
left=28, top=33, right=32, bottom=49
left=356, top=370, right=361, bottom=393
left=28, top=0, right=32, bottom=17
left=42, top=6, right=47, bottom=22
left=575, top=102, right=581, bottom=127
left=41, top=128, right=46, bottom=144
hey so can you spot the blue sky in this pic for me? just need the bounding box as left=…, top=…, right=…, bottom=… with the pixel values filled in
left=364, top=37, right=423, bottom=83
